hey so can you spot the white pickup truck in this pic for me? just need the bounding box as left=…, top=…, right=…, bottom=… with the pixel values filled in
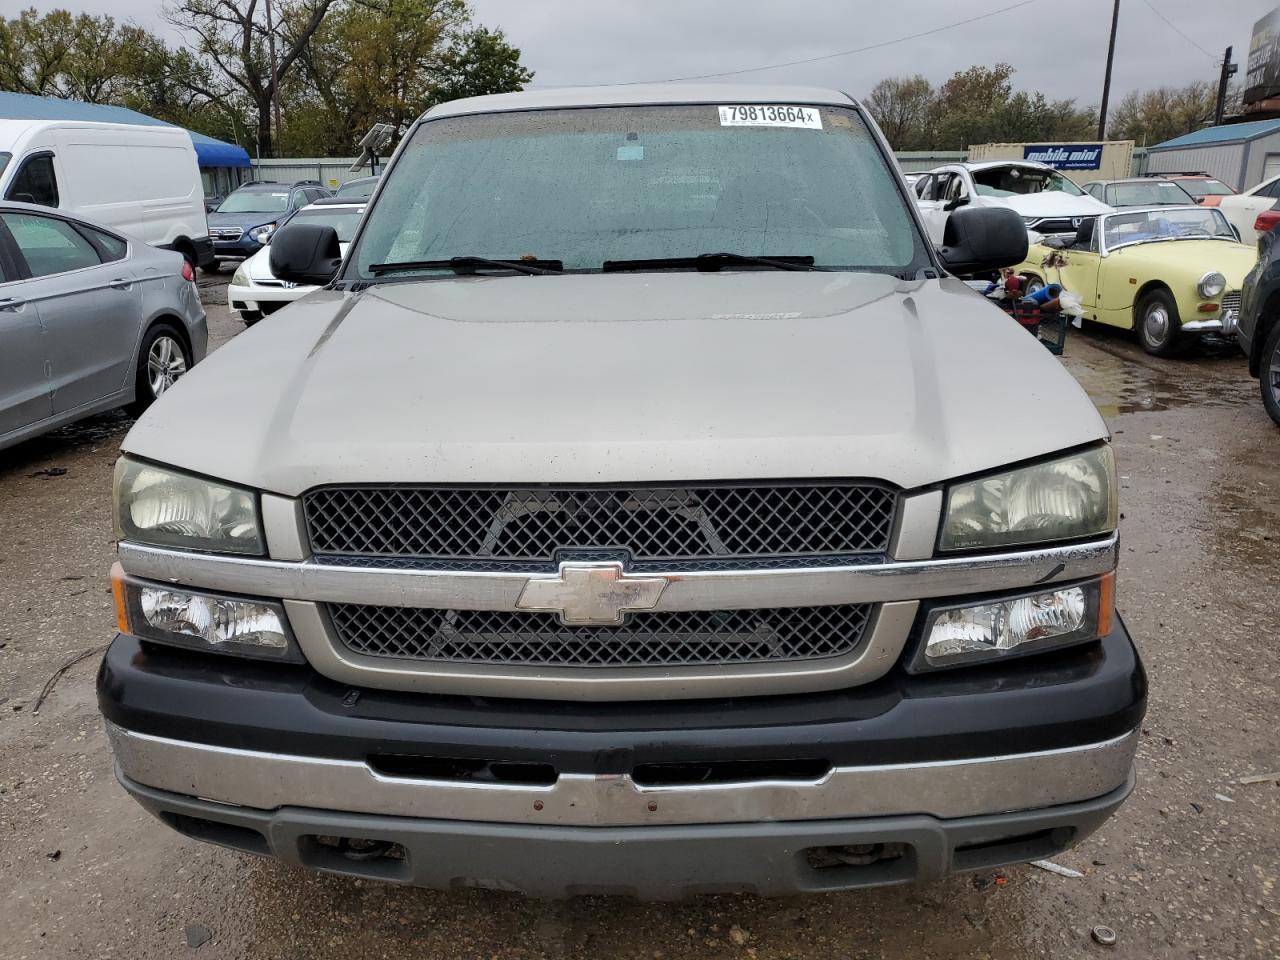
left=100, top=84, right=1144, bottom=898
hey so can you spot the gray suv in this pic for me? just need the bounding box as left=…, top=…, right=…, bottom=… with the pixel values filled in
left=100, top=85, right=1144, bottom=897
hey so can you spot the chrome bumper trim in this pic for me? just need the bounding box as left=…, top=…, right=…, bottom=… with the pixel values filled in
left=117, top=536, right=1118, bottom=613
left=1180, top=318, right=1226, bottom=333
left=106, top=723, right=1139, bottom=827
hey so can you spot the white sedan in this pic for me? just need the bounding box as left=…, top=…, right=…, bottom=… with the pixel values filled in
left=1217, top=174, right=1280, bottom=244
left=228, top=199, right=365, bottom=325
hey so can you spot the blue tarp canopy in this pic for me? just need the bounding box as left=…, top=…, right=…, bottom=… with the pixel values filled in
left=0, top=91, right=251, bottom=168
left=187, top=130, right=252, bottom=168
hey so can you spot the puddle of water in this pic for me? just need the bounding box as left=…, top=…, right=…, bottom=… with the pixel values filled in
left=1064, top=335, right=1253, bottom=418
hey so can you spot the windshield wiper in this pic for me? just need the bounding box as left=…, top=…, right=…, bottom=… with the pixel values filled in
left=603, top=253, right=820, bottom=273
left=368, top=256, right=563, bottom=276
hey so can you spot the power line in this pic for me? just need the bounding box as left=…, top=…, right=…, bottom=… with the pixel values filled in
left=615, top=0, right=1044, bottom=85
left=1139, top=0, right=1217, bottom=61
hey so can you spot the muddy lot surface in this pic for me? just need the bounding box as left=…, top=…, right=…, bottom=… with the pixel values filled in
left=1, top=277, right=1277, bottom=959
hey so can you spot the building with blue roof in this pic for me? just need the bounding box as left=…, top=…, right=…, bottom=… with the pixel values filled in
left=1147, top=117, right=1280, bottom=191
left=0, top=91, right=251, bottom=201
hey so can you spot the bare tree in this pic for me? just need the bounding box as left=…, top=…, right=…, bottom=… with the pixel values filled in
left=164, top=0, right=339, bottom=156
left=864, top=75, right=935, bottom=151
left=1107, top=81, right=1239, bottom=146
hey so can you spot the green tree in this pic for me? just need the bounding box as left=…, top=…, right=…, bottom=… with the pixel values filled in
left=929, top=63, right=1016, bottom=149
left=0, top=8, right=155, bottom=102
left=864, top=75, right=935, bottom=150
left=288, top=0, right=531, bottom=156
left=164, top=0, right=341, bottom=157
left=0, top=8, right=249, bottom=146
left=433, top=25, right=532, bottom=105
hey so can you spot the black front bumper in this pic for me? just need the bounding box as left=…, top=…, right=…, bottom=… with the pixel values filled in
left=99, top=622, right=1145, bottom=773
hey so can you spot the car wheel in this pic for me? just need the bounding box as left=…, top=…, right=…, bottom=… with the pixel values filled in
left=1261, top=321, right=1280, bottom=426
left=1022, top=275, right=1045, bottom=296
left=127, top=323, right=190, bottom=416
left=1136, top=289, right=1182, bottom=356
left=241, top=310, right=262, bottom=327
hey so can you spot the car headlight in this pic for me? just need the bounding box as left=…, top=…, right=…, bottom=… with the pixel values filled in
left=111, top=566, right=301, bottom=661
left=113, top=458, right=263, bottom=555
left=940, top=446, right=1117, bottom=551
left=230, top=263, right=250, bottom=286
left=248, top=223, right=276, bottom=243
left=1198, top=271, right=1226, bottom=299
left=910, top=574, right=1114, bottom=672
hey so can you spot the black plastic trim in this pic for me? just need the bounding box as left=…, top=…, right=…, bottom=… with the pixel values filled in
left=97, top=616, right=1146, bottom=774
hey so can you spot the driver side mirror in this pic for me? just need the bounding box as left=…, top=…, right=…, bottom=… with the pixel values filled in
left=944, top=194, right=970, bottom=213
left=936, top=206, right=1029, bottom=276
left=269, top=223, right=342, bottom=286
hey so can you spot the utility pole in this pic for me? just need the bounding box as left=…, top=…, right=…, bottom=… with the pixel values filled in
left=1216, top=46, right=1238, bottom=125
left=1098, top=0, right=1121, bottom=140
left=264, top=0, right=283, bottom=155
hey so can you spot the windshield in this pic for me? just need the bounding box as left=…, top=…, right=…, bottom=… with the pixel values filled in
left=217, top=189, right=290, bottom=214
left=1103, top=208, right=1236, bottom=249
left=1177, top=178, right=1232, bottom=198
left=972, top=166, right=1085, bottom=197
left=1108, top=181, right=1193, bottom=206
left=353, top=104, right=927, bottom=278
left=289, top=207, right=364, bottom=242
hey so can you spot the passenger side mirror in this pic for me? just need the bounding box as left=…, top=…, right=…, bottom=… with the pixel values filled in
left=944, top=194, right=970, bottom=213
left=936, top=206, right=1029, bottom=276
left=269, top=224, right=342, bottom=286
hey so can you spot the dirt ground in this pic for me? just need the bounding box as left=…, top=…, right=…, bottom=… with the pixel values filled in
left=1, top=274, right=1277, bottom=960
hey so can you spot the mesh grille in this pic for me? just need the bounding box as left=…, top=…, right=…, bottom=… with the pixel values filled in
left=304, top=484, right=896, bottom=562
left=327, top=603, right=873, bottom=668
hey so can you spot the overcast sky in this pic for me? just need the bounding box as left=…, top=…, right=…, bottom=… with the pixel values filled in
left=20, top=0, right=1280, bottom=106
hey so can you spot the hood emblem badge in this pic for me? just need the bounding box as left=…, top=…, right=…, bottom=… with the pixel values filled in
left=515, top=562, right=667, bottom=625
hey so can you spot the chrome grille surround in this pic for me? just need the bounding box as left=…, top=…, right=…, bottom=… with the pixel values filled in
left=302, top=482, right=898, bottom=563
left=116, top=531, right=1119, bottom=701
left=327, top=603, right=872, bottom=668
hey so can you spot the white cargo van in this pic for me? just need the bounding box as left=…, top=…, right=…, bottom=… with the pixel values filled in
left=0, top=120, right=213, bottom=267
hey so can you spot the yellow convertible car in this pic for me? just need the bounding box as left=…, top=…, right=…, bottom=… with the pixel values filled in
left=1014, top=205, right=1256, bottom=355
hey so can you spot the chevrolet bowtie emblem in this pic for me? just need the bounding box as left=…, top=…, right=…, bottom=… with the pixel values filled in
left=515, top=562, right=667, bottom=625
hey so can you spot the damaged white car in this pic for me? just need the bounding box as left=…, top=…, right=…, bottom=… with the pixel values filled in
left=914, top=160, right=1112, bottom=244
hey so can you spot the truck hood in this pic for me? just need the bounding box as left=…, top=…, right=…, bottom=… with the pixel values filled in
left=996, top=192, right=1113, bottom=217
left=123, top=272, right=1107, bottom=495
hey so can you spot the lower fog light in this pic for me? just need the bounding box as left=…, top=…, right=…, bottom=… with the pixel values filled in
left=915, top=578, right=1108, bottom=671
left=140, top=587, right=289, bottom=652
left=116, top=568, right=301, bottom=662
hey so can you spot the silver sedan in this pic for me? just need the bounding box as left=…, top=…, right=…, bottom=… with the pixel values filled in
left=0, top=201, right=207, bottom=451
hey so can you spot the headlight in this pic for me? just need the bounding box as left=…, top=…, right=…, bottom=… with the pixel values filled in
left=230, top=263, right=250, bottom=286
left=910, top=574, right=1113, bottom=672
left=1197, top=271, right=1226, bottom=299
left=112, top=566, right=300, bottom=661
left=113, top=458, right=263, bottom=554
left=940, top=446, right=1117, bottom=551
left=249, top=223, right=276, bottom=243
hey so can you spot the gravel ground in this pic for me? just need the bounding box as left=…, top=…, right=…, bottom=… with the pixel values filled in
left=0, top=275, right=1277, bottom=959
